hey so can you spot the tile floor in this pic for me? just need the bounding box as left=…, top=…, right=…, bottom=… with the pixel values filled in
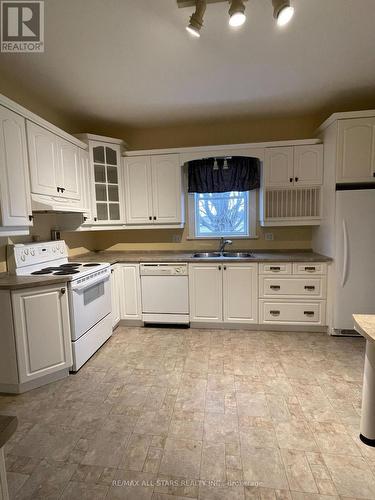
left=1, top=326, right=375, bottom=500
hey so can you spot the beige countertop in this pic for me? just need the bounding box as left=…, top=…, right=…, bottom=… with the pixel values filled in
left=353, top=315, right=375, bottom=342
left=0, top=250, right=331, bottom=290
left=0, top=273, right=70, bottom=291
left=0, top=415, right=17, bottom=448
left=69, top=249, right=332, bottom=265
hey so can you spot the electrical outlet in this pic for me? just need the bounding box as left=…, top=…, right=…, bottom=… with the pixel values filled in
left=265, top=233, right=274, bottom=241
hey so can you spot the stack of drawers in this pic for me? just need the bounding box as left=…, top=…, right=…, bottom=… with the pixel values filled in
left=259, top=262, right=327, bottom=326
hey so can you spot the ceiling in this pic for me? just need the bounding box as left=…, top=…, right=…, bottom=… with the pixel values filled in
left=0, top=0, right=375, bottom=127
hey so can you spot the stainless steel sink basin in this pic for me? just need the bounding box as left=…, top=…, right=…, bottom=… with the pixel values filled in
left=192, top=252, right=222, bottom=258
left=221, top=252, right=254, bottom=258
left=192, top=251, right=254, bottom=259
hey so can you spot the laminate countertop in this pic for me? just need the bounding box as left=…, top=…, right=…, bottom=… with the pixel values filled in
left=69, top=250, right=332, bottom=265
left=0, top=415, right=17, bottom=448
left=0, top=273, right=70, bottom=290
left=353, top=315, right=375, bottom=343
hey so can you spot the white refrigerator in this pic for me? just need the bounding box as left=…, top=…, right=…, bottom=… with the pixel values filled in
left=332, top=188, right=375, bottom=334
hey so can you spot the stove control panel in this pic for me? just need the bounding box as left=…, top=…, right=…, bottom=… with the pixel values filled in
left=8, top=240, right=68, bottom=271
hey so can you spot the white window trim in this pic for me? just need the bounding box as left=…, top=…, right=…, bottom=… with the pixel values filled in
left=187, top=191, right=258, bottom=240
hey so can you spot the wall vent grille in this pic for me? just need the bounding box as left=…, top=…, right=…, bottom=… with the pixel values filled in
left=265, top=187, right=321, bottom=220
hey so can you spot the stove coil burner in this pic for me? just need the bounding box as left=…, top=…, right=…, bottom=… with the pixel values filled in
left=83, top=263, right=100, bottom=267
left=53, top=270, right=80, bottom=275
left=31, top=270, right=53, bottom=275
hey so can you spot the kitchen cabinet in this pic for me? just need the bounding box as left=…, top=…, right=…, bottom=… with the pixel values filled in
left=124, top=154, right=183, bottom=225
left=10, top=284, right=72, bottom=385
left=189, top=263, right=223, bottom=322
left=189, top=263, right=258, bottom=324
left=337, top=117, right=375, bottom=183
left=0, top=105, right=33, bottom=232
left=27, top=121, right=82, bottom=201
left=264, top=145, right=323, bottom=188
left=79, top=148, right=97, bottom=225
left=111, top=265, right=121, bottom=328
left=223, top=263, right=258, bottom=323
left=118, top=264, right=142, bottom=321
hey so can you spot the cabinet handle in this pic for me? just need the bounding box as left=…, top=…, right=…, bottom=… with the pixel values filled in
left=223, top=266, right=227, bottom=270
left=111, top=269, right=114, bottom=274
left=270, top=266, right=281, bottom=272
left=289, top=178, right=293, bottom=183
left=304, top=285, right=315, bottom=290
left=218, top=266, right=222, bottom=271
left=57, top=187, right=60, bottom=193
left=304, top=266, right=316, bottom=272
left=373, top=172, right=375, bottom=177
left=94, top=217, right=97, bottom=222
left=153, top=216, right=157, bottom=220
left=270, top=285, right=280, bottom=290
left=83, top=216, right=88, bottom=222
left=28, top=215, right=34, bottom=221
left=61, top=188, right=65, bottom=193
left=60, top=288, right=66, bottom=295
left=149, top=216, right=152, bottom=221
left=295, top=177, right=299, bottom=182
left=270, top=310, right=280, bottom=316
left=304, top=310, right=315, bottom=316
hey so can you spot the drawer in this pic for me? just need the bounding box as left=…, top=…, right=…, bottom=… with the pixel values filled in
left=293, top=263, right=327, bottom=275
left=259, top=263, right=292, bottom=275
left=259, top=300, right=326, bottom=325
left=259, top=276, right=326, bottom=299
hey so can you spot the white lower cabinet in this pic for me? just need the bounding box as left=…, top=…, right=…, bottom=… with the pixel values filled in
left=223, top=263, right=258, bottom=323
left=110, top=265, right=121, bottom=327
left=117, top=264, right=142, bottom=321
left=11, top=285, right=72, bottom=385
left=189, top=263, right=258, bottom=324
left=259, top=262, right=328, bottom=327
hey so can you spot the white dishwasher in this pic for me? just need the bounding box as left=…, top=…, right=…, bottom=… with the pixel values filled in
left=140, top=263, right=189, bottom=324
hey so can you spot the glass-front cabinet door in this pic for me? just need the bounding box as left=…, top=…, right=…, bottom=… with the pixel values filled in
left=91, top=142, right=123, bottom=224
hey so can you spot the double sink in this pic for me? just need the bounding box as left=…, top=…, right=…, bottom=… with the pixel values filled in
left=193, top=252, right=254, bottom=259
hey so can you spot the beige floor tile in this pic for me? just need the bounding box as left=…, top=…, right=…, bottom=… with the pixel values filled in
left=6, top=471, right=29, bottom=498
left=81, top=430, right=130, bottom=468
left=275, top=420, right=319, bottom=452
left=107, top=470, right=156, bottom=500
left=159, top=438, right=202, bottom=479
left=199, top=483, right=245, bottom=500
left=236, top=393, right=270, bottom=418
left=244, top=486, right=292, bottom=499
left=60, top=480, right=109, bottom=499
left=119, top=433, right=153, bottom=471
left=240, top=428, right=278, bottom=449
left=169, top=411, right=204, bottom=441
left=154, top=473, right=199, bottom=498
left=204, top=412, right=239, bottom=444
left=241, top=447, right=289, bottom=490
left=200, top=441, right=226, bottom=480
left=280, top=449, right=318, bottom=494
left=134, top=410, right=172, bottom=436
left=322, top=453, right=375, bottom=498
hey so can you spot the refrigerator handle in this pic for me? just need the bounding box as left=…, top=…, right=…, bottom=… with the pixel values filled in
left=341, top=219, right=349, bottom=287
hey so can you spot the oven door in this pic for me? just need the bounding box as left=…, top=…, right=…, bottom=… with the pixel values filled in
left=69, top=271, right=111, bottom=341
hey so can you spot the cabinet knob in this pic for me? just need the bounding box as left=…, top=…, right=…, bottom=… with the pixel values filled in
left=218, top=266, right=222, bottom=271
left=153, top=216, right=157, bottom=220
left=83, top=216, right=88, bottom=222
left=57, top=187, right=60, bottom=193
left=28, top=215, right=34, bottom=221
left=289, top=178, right=293, bottom=183
left=61, top=188, right=65, bottom=193
left=295, top=177, right=299, bottom=182
left=149, top=216, right=152, bottom=221
left=373, top=172, right=375, bottom=177
left=223, top=266, right=227, bottom=270
left=60, top=288, right=66, bottom=295
left=94, top=217, right=97, bottom=222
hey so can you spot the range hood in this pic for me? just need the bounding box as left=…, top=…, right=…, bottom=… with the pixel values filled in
left=31, top=194, right=86, bottom=214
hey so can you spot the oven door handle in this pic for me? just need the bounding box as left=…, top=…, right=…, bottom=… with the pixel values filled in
left=71, top=274, right=110, bottom=293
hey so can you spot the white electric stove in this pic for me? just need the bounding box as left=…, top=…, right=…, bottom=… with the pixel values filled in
left=8, top=241, right=112, bottom=371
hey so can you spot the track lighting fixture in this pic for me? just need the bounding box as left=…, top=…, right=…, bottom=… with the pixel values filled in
left=228, top=0, right=246, bottom=28
left=186, top=0, right=206, bottom=37
left=178, top=0, right=295, bottom=37
left=272, top=0, right=294, bottom=26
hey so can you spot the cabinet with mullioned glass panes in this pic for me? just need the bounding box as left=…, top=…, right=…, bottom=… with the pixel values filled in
left=76, top=135, right=125, bottom=225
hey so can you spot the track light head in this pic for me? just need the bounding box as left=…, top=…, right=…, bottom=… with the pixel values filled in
left=228, top=0, right=246, bottom=27
left=186, top=0, right=206, bottom=37
left=272, top=0, right=294, bottom=26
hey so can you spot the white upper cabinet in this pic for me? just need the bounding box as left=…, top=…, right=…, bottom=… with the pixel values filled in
left=264, top=145, right=323, bottom=188
left=223, top=263, right=258, bottom=323
left=151, top=155, right=183, bottom=224
left=124, top=156, right=153, bottom=224
left=124, top=154, right=183, bottom=225
left=294, top=145, right=323, bottom=186
left=27, top=121, right=60, bottom=197
left=264, top=147, right=294, bottom=188
left=58, top=140, right=80, bottom=200
left=0, top=106, right=32, bottom=228
left=91, top=141, right=124, bottom=224
left=337, top=118, right=375, bottom=183
left=27, top=121, right=83, bottom=203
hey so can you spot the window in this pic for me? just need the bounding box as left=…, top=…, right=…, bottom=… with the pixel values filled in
left=190, top=191, right=257, bottom=238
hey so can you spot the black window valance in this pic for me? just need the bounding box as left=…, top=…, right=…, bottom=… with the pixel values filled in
left=188, top=156, right=261, bottom=193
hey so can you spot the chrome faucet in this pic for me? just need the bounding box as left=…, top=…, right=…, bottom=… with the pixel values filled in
left=218, top=238, right=233, bottom=253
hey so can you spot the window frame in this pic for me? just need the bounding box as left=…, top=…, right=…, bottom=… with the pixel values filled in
left=187, top=190, right=258, bottom=240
